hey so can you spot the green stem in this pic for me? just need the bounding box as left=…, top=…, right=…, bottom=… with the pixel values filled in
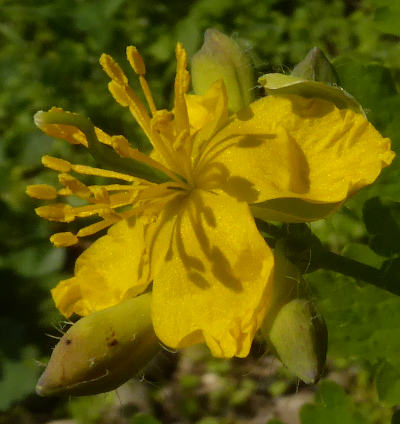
left=316, top=249, right=384, bottom=287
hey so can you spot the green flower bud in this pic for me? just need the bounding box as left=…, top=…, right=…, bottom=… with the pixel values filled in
left=268, top=298, right=327, bottom=384
left=191, top=28, right=254, bottom=112
left=291, top=47, right=339, bottom=84
left=36, top=293, right=160, bottom=396
left=261, top=242, right=327, bottom=384
left=258, top=47, right=364, bottom=116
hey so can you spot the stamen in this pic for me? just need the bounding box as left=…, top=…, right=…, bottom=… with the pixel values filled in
left=173, top=128, right=190, bottom=151
left=77, top=217, right=119, bottom=238
left=174, top=43, right=191, bottom=136
left=35, top=204, right=75, bottom=222
left=127, top=46, right=157, bottom=116
left=71, top=164, right=138, bottom=182
left=42, top=155, right=72, bottom=173
left=99, top=54, right=128, bottom=86
left=50, top=232, right=79, bottom=247
left=58, top=174, right=91, bottom=199
left=26, top=184, right=58, bottom=200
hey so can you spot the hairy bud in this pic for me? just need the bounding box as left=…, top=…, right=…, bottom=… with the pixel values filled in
left=37, top=293, right=160, bottom=396
left=191, top=28, right=254, bottom=112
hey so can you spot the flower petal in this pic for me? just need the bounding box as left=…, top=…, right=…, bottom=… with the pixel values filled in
left=196, top=95, right=394, bottom=220
left=151, top=189, right=274, bottom=358
left=52, top=218, right=151, bottom=317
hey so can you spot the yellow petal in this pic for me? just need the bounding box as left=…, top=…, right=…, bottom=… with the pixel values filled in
left=51, top=218, right=151, bottom=317
left=151, top=189, right=274, bottom=358
left=196, top=95, right=394, bottom=219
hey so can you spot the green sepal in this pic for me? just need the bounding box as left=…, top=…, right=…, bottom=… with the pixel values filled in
left=36, top=293, right=160, bottom=396
left=34, top=110, right=170, bottom=184
left=258, top=73, right=365, bottom=116
left=191, top=28, right=254, bottom=113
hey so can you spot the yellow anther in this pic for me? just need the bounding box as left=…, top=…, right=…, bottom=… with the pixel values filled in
left=35, top=204, right=75, bottom=222
left=42, top=155, right=72, bottom=172
left=91, top=186, right=110, bottom=204
left=126, top=46, right=157, bottom=115
left=173, top=129, right=190, bottom=151
left=111, top=135, right=131, bottom=158
left=174, top=43, right=190, bottom=136
left=126, top=46, right=146, bottom=75
left=26, top=184, right=58, bottom=200
left=108, top=81, right=130, bottom=107
left=99, top=54, right=128, bottom=86
left=58, top=174, right=91, bottom=199
left=94, top=127, right=113, bottom=146
left=50, top=232, right=79, bottom=247
left=151, top=109, right=173, bottom=133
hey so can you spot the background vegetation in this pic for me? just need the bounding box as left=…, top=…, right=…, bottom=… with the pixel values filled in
left=1, top=0, right=400, bottom=423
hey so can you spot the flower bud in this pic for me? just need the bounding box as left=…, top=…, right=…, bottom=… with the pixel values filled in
left=36, top=293, right=160, bottom=396
left=268, top=298, right=327, bottom=384
left=261, top=242, right=327, bottom=384
left=291, top=47, right=339, bottom=84
left=191, top=28, right=254, bottom=112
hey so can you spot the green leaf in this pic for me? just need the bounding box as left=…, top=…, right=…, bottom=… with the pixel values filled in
left=341, top=243, right=385, bottom=269
left=374, top=1, right=400, bottom=37
left=307, top=270, right=400, bottom=369
left=380, top=258, right=400, bottom=296
left=362, top=197, right=400, bottom=257
left=131, top=413, right=162, bottom=424
left=0, top=346, right=40, bottom=411
left=300, top=380, right=367, bottom=424
left=4, top=243, right=66, bottom=277
left=376, top=360, right=400, bottom=406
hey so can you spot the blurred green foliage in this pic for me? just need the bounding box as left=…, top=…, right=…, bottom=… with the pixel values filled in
left=1, top=0, right=400, bottom=422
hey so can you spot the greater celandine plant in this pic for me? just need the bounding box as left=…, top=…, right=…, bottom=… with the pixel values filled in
left=27, top=29, right=394, bottom=396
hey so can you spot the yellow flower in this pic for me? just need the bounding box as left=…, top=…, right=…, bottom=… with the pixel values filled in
left=27, top=43, right=394, bottom=358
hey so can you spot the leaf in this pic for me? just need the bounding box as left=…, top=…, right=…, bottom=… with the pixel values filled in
left=307, top=270, right=400, bottom=370
left=131, top=413, right=162, bottom=424
left=300, top=380, right=367, bottom=424
left=0, top=346, right=40, bottom=411
left=380, top=258, right=400, bottom=296
left=362, top=197, right=400, bottom=257
left=341, top=243, right=385, bottom=269
left=376, top=360, right=400, bottom=407
left=373, top=1, right=400, bottom=37
left=4, top=243, right=66, bottom=278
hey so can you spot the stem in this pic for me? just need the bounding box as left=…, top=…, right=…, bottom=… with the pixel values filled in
left=316, top=249, right=384, bottom=287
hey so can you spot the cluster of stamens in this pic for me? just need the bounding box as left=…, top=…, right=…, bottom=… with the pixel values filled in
left=27, top=44, right=195, bottom=247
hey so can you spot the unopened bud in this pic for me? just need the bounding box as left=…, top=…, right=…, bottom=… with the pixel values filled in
left=291, top=47, right=339, bottom=84
left=191, top=28, right=254, bottom=112
left=268, top=298, right=327, bottom=384
left=36, top=293, right=160, bottom=396
left=262, top=241, right=327, bottom=384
